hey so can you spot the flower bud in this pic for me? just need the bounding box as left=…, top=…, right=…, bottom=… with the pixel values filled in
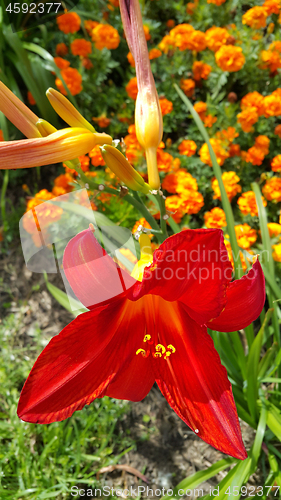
left=46, top=88, right=97, bottom=133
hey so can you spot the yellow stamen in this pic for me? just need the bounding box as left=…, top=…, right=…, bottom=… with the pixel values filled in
left=143, top=334, right=151, bottom=342
left=167, top=344, right=176, bottom=353
left=136, top=348, right=149, bottom=358
left=155, top=344, right=166, bottom=354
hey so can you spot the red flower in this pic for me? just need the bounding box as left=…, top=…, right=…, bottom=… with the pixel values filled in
left=18, top=228, right=265, bottom=459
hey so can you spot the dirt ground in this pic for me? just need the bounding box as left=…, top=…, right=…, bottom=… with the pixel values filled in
left=0, top=242, right=260, bottom=499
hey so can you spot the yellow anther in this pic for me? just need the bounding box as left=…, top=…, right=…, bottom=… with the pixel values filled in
left=153, top=352, right=162, bottom=358
left=167, top=344, right=176, bottom=353
left=155, top=344, right=166, bottom=354
left=143, top=334, right=151, bottom=342
left=136, top=349, right=149, bottom=358
left=164, top=352, right=171, bottom=360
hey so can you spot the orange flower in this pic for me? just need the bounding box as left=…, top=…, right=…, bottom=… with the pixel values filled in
left=64, top=154, right=90, bottom=175
left=70, top=39, right=92, bottom=57
left=263, top=0, right=281, bottom=15
left=169, top=23, right=195, bottom=51
left=204, top=207, right=227, bottom=229
left=82, top=58, right=93, bottom=70
left=263, top=94, right=281, bottom=117
left=91, top=24, right=120, bottom=50
left=194, top=101, right=207, bottom=120
left=262, top=177, right=281, bottom=202
left=149, top=48, right=162, bottom=60
left=274, top=124, right=281, bottom=137
left=255, top=135, right=270, bottom=155
left=237, top=107, right=259, bottom=133
left=55, top=68, right=82, bottom=96
left=56, top=43, right=68, bottom=56
left=235, top=224, right=257, bottom=250
left=84, top=20, right=99, bottom=32
left=260, top=49, right=281, bottom=73
left=162, top=169, right=198, bottom=193
left=143, top=25, right=151, bottom=41
left=205, top=27, right=229, bottom=52
left=212, top=171, right=241, bottom=202
left=207, top=0, right=226, bottom=5
left=246, top=147, right=265, bottom=166
left=156, top=148, right=175, bottom=172
left=241, top=91, right=265, bottom=116
left=186, top=31, right=207, bottom=52
left=125, top=77, right=138, bottom=100
left=57, top=12, right=81, bottom=34
left=215, top=45, right=245, bottom=72
left=132, top=217, right=152, bottom=235
left=27, top=91, right=36, bottom=106
left=166, top=20, right=175, bottom=28
left=267, top=222, right=281, bottom=237
left=179, top=190, right=204, bottom=215
left=158, top=35, right=175, bottom=54
left=271, top=154, right=281, bottom=172
left=92, top=115, right=111, bottom=128
left=272, top=244, right=281, bottom=262
left=215, top=127, right=239, bottom=144
left=186, top=1, right=198, bottom=14
left=203, top=115, right=217, bottom=127
left=178, top=140, right=197, bottom=157
left=199, top=138, right=229, bottom=167
left=180, top=78, right=195, bottom=97
left=54, top=57, right=70, bottom=70
left=237, top=190, right=267, bottom=216
left=164, top=195, right=185, bottom=222
left=192, top=61, right=212, bottom=80
left=159, top=98, right=173, bottom=116
left=242, top=7, right=267, bottom=29
left=127, top=51, right=135, bottom=67
left=52, top=173, right=74, bottom=196
left=89, top=145, right=106, bottom=167
left=228, top=144, right=241, bottom=157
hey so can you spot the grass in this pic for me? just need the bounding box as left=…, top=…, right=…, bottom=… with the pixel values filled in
left=0, top=310, right=135, bottom=500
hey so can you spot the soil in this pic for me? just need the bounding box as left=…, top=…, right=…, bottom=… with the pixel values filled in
left=0, top=241, right=260, bottom=499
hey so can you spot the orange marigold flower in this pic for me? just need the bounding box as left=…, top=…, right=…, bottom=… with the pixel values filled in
left=108, top=0, right=119, bottom=7
left=92, top=115, right=111, bottom=128
left=242, top=6, right=267, bottom=29
left=216, top=127, right=239, bottom=144
left=215, top=45, right=245, bottom=72
left=180, top=78, right=195, bottom=97
left=70, top=39, right=92, bottom=57
left=228, top=144, right=241, bottom=157
left=272, top=154, right=281, bottom=172
left=162, top=169, right=198, bottom=193
left=269, top=41, right=281, bottom=53
left=164, top=195, right=184, bottom=222
left=127, top=52, right=135, bottom=67
left=125, top=77, right=138, bottom=100
left=199, top=138, right=229, bottom=167
left=192, top=61, right=212, bottom=81
left=237, top=107, right=259, bottom=133
left=159, top=97, right=173, bottom=116
left=212, top=171, right=241, bottom=202
left=274, top=124, right=281, bottom=137
left=82, top=57, right=93, bottom=69
left=143, top=25, right=151, bottom=41
left=132, top=217, right=152, bottom=235
left=156, top=148, right=174, bottom=172
left=186, top=2, right=197, bottom=14
left=178, top=140, right=197, bottom=157
left=268, top=222, right=281, bottom=237
left=194, top=101, right=207, bottom=120
left=64, top=154, right=90, bottom=175
left=205, top=27, right=229, bottom=52
left=203, top=115, right=217, bottom=127
left=241, top=91, right=265, bottom=116
left=26, top=189, right=53, bottom=211
left=272, top=243, right=281, bottom=262
left=246, top=147, right=265, bottom=166
left=235, top=224, right=257, bottom=250
left=169, top=23, right=195, bottom=51
left=237, top=190, right=267, bottom=216
left=149, top=48, right=162, bottom=60
left=54, top=57, right=70, bottom=70
left=263, top=94, right=281, bottom=117
left=55, top=68, right=82, bottom=96
left=57, top=12, right=81, bottom=34
left=263, top=0, right=281, bottom=15
left=84, top=20, right=99, bottom=32
left=186, top=31, right=207, bottom=52
left=262, top=177, right=281, bottom=202
left=204, top=207, right=227, bottom=229
left=179, top=190, right=204, bottom=215
left=52, top=173, right=74, bottom=196
left=158, top=35, right=175, bottom=54
left=260, top=49, right=281, bottom=73
left=255, top=135, right=270, bottom=155
left=89, top=145, right=106, bottom=167
left=56, top=43, right=68, bottom=56
left=91, top=24, right=120, bottom=50
left=27, top=91, right=36, bottom=106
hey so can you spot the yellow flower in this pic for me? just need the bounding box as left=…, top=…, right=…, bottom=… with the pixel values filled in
left=215, top=45, right=245, bottom=72
left=205, top=27, right=229, bottom=52
left=242, top=6, right=267, bottom=29
left=262, top=177, right=281, bottom=202
left=178, top=140, right=197, bottom=157
left=235, top=224, right=257, bottom=249
left=199, top=138, right=229, bottom=167
left=271, top=154, right=281, bottom=172
left=268, top=223, right=281, bottom=237
left=237, top=107, right=259, bottom=133
left=237, top=191, right=267, bottom=217
left=272, top=244, right=281, bottom=262
left=212, top=171, right=241, bottom=202
left=91, top=24, right=120, bottom=50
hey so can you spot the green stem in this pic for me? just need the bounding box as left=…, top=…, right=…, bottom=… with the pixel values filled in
left=156, top=193, right=168, bottom=239
left=174, top=84, right=243, bottom=279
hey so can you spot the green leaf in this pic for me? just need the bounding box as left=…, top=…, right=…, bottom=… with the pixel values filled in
left=44, top=273, right=87, bottom=316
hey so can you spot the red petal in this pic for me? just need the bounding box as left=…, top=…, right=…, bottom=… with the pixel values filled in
left=206, top=259, right=265, bottom=332
left=63, top=228, right=136, bottom=309
left=153, top=299, right=247, bottom=459
left=17, top=299, right=149, bottom=423
left=130, top=229, right=233, bottom=325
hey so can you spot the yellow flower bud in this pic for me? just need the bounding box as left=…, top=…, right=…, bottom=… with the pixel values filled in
left=46, top=88, right=96, bottom=133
